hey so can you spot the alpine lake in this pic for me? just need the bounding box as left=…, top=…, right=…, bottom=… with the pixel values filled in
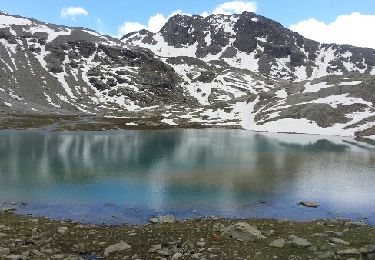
left=0, top=129, right=374, bottom=225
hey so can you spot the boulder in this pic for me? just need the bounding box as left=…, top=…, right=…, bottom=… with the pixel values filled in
left=298, top=201, right=320, bottom=208
left=269, top=238, right=285, bottom=248
left=289, top=235, right=312, bottom=248
left=104, top=242, right=131, bottom=256
left=336, top=248, right=360, bottom=257
left=220, top=222, right=266, bottom=241
left=360, top=245, right=375, bottom=254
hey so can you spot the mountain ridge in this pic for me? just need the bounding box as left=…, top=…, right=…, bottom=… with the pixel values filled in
left=0, top=11, right=374, bottom=138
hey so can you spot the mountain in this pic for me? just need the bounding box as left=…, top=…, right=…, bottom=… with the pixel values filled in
left=0, top=11, right=374, bottom=137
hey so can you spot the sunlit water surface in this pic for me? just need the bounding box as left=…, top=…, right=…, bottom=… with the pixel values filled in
left=0, top=129, right=374, bottom=224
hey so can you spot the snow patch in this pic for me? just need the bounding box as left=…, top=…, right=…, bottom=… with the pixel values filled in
left=339, top=81, right=362, bottom=86
left=303, top=82, right=333, bottom=93
left=161, top=118, right=178, bottom=126
left=275, top=89, right=288, bottom=98
left=0, top=14, right=31, bottom=26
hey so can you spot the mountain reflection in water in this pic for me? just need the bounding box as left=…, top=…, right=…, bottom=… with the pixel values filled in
left=0, top=129, right=374, bottom=224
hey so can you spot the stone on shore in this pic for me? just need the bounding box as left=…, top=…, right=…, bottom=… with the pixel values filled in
left=220, top=222, right=266, bottom=241
left=57, top=227, right=68, bottom=234
left=104, top=242, right=131, bottom=256
left=336, top=248, right=360, bottom=257
left=360, top=245, right=375, bottom=254
left=269, top=238, right=285, bottom=248
left=5, top=255, right=27, bottom=259
left=298, top=201, right=320, bottom=208
left=289, top=235, right=312, bottom=248
left=328, top=237, right=349, bottom=245
left=149, top=215, right=176, bottom=224
left=172, top=252, right=183, bottom=259
left=0, top=248, right=10, bottom=256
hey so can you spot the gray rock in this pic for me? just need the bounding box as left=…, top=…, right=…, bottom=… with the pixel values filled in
left=0, top=248, right=10, bottom=256
left=51, top=254, right=65, bottom=259
left=57, top=227, right=68, bottom=234
left=307, top=246, right=318, bottom=252
left=263, top=230, right=275, bottom=237
left=288, top=235, right=312, bottom=248
left=148, top=244, right=162, bottom=253
left=298, top=201, right=320, bottom=208
left=269, top=238, right=286, bottom=248
left=104, top=242, right=131, bottom=256
left=328, top=237, right=349, bottom=245
left=344, top=221, right=367, bottom=227
left=4, top=256, right=27, bottom=260
left=336, top=248, right=360, bottom=257
left=191, top=253, right=202, bottom=259
left=157, top=250, right=171, bottom=257
left=172, top=252, right=183, bottom=259
left=316, top=251, right=334, bottom=259
left=149, top=215, right=176, bottom=224
left=30, top=249, right=43, bottom=256
left=325, top=231, right=343, bottom=238
left=360, top=245, right=375, bottom=254
left=222, top=222, right=266, bottom=241
left=197, top=241, right=206, bottom=247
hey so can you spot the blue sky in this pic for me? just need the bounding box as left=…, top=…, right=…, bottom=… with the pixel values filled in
left=1, top=0, right=375, bottom=47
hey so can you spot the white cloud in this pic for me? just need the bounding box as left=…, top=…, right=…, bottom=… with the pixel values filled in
left=117, top=1, right=257, bottom=37
left=212, top=1, right=257, bottom=15
left=118, top=10, right=184, bottom=37
left=290, top=12, right=375, bottom=49
left=61, top=7, right=89, bottom=20
left=118, top=22, right=147, bottom=36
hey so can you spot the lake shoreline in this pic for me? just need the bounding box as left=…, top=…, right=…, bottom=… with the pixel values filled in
left=0, top=210, right=374, bottom=259
left=1, top=114, right=375, bottom=143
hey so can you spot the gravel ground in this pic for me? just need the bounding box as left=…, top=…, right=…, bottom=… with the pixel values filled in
left=0, top=210, right=374, bottom=259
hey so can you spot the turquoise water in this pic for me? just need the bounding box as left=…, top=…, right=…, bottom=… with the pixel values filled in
left=0, top=129, right=374, bottom=224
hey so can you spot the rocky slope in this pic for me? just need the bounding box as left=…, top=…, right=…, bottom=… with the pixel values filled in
left=0, top=11, right=374, bottom=137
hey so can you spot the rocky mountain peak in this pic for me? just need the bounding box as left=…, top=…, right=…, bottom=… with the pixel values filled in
left=124, top=12, right=375, bottom=81
left=0, top=11, right=374, bottom=138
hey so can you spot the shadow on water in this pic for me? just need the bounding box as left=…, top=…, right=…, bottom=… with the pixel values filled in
left=0, top=129, right=374, bottom=224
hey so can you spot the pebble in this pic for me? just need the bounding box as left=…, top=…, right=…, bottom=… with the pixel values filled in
left=191, top=253, right=203, bottom=259
left=148, top=244, right=161, bottom=253
left=316, top=251, right=334, bottom=259
left=157, top=250, right=170, bottom=257
left=57, top=227, right=68, bottom=234
left=149, top=215, right=175, bottom=224
left=325, top=231, right=343, bottom=237
left=197, top=241, right=206, bottom=247
left=172, top=252, right=183, bottom=259
left=5, top=255, right=27, bottom=260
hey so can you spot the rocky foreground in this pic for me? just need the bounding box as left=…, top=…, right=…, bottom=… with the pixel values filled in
left=0, top=211, right=374, bottom=260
